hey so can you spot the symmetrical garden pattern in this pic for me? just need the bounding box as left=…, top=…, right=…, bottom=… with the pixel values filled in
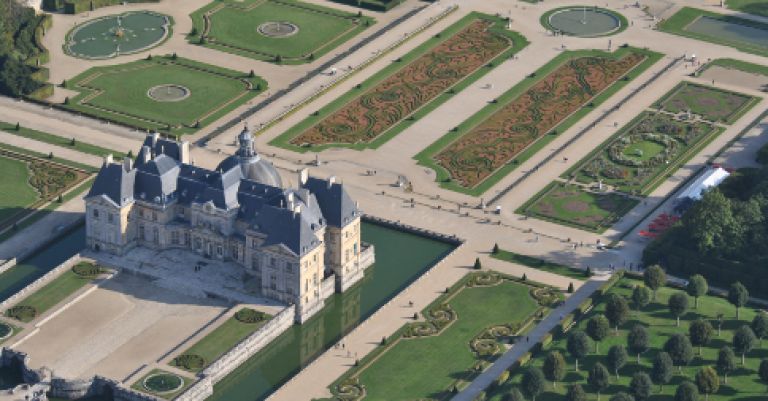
left=329, top=272, right=559, bottom=401
left=189, top=0, right=373, bottom=63
left=431, top=52, right=645, bottom=190
left=62, top=56, right=267, bottom=134
left=288, top=18, right=513, bottom=147
left=0, top=149, right=89, bottom=232
left=521, top=82, right=756, bottom=233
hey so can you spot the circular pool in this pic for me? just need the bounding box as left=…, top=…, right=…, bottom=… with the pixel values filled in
left=65, top=11, right=172, bottom=59
left=543, top=7, right=626, bottom=37
left=142, top=372, right=184, bottom=393
left=257, top=21, right=300, bottom=38
left=147, top=84, right=191, bottom=102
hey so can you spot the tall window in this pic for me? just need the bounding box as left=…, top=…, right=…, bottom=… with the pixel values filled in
left=171, top=231, right=179, bottom=245
left=184, top=231, right=190, bottom=246
left=139, top=224, right=145, bottom=240
left=152, top=227, right=159, bottom=244
left=92, top=209, right=99, bottom=219
left=107, top=213, right=114, bottom=224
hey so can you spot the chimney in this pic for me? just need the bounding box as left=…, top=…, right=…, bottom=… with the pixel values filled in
left=293, top=204, right=301, bottom=218
left=142, top=146, right=152, bottom=163
left=103, top=154, right=113, bottom=165
left=179, top=141, right=190, bottom=164
left=160, top=145, right=165, bottom=155
left=123, top=157, right=133, bottom=172
left=298, top=168, right=308, bottom=187
left=327, top=176, right=336, bottom=189
left=151, top=132, right=160, bottom=145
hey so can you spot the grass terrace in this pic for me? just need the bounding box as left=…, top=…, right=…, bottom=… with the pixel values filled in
left=327, top=271, right=560, bottom=401
left=0, top=121, right=126, bottom=160
left=270, top=13, right=529, bottom=152
left=414, top=47, right=662, bottom=196
left=61, top=55, right=267, bottom=135
left=517, top=183, right=639, bottom=234
left=659, top=7, right=768, bottom=57
left=171, top=308, right=272, bottom=372
left=486, top=275, right=768, bottom=401
left=491, top=249, right=587, bottom=281
left=189, top=0, right=374, bottom=64
left=4, top=262, right=108, bottom=323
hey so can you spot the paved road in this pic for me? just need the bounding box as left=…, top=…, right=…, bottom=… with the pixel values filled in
left=451, top=278, right=608, bottom=401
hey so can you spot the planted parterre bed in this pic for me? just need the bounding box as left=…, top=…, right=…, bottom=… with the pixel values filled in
left=61, top=55, right=267, bottom=135
left=519, top=82, right=756, bottom=233
left=485, top=274, right=768, bottom=401
left=271, top=13, right=528, bottom=151
left=0, top=149, right=89, bottom=233
left=415, top=47, right=661, bottom=195
left=327, top=271, right=560, bottom=401
left=189, top=0, right=374, bottom=64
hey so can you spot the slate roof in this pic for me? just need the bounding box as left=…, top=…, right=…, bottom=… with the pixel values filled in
left=302, top=177, right=358, bottom=227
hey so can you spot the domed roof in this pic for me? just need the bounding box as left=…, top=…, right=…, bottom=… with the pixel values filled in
left=215, top=125, right=283, bottom=188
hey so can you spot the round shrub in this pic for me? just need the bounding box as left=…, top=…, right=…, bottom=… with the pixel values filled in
left=172, top=354, right=206, bottom=371
left=234, top=308, right=268, bottom=324
left=6, top=305, right=36, bottom=322
left=72, top=262, right=104, bottom=277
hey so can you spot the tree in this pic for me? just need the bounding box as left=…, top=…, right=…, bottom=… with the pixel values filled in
left=473, top=258, right=482, bottom=270
left=503, top=388, right=525, bottom=401
left=521, top=367, right=546, bottom=401
left=644, top=265, right=666, bottom=300
left=674, top=381, right=699, bottom=401
left=752, top=311, right=768, bottom=346
left=607, top=345, right=628, bottom=379
left=716, top=313, right=725, bottom=337
left=665, top=334, right=694, bottom=372
left=687, top=275, right=708, bottom=308
left=609, top=392, right=635, bottom=401
left=492, top=243, right=499, bottom=254
left=728, top=282, right=749, bottom=319
left=759, top=359, right=768, bottom=393
left=669, top=292, right=689, bottom=327
left=543, top=351, right=566, bottom=388
left=629, top=372, right=652, bottom=401
left=632, top=285, right=651, bottom=313
left=587, top=315, right=610, bottom=353
left=652, top=352, right=674, bottom=391
left=695, top=366, right=719, bottom=401
left=588, top=362, right=610, bottom=401
left=689, top=319, right=714, bottom=355
left=716, top=346, right=736, bottom=384
left=566, top=384, right=587, bottom=401
left=568, top=282, right=574, bottom=293
left=567, top=330, right=590, bottom=371
left=733, top=325, right=757, bottom=365
left=628, top=324, right=649, bottom=363
left=606, top=294, right=630, bottom=333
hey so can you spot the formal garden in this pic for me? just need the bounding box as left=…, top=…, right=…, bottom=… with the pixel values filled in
left=4, top=262, right=108, bottom=323
left=656, top=83, right=757, bottom=125
left=517, top=183, right=639, bottom=233
left=60, top=55, right=267, bottom=135
left=659, top=7, right=768, bottom=57
left=414, top=47, right=661, bottom=195
left=483, top=269, right=768, bottom=401
left=0, top=149, right=89, bottom=233
left=326, top=271, right=562, bottom=401
left=132, top=369, right=192, bottom=399
left=171, top=307, right=272, bottom=372
left=271, top=13, right=528, bottom=151
left=189, top=0, right=374, bottom=64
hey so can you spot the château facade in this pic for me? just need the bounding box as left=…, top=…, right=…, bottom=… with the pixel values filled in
left=84, top=129, right=374, bottom=322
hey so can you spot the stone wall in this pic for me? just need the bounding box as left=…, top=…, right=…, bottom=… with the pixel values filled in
left=362, top=215, right=464, bottom=245
left=0, top=258, right=17, bottom=275
left=0, top=348, right=50, bottom=385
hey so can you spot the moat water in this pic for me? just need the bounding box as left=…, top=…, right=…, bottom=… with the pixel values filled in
left=0, top=222, right=456, bottom=401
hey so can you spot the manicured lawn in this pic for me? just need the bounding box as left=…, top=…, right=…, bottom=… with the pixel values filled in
left=491, top=250, right=586, bottom=281
left=63, top=55, right=267, bottom=135
left=190, top=0, right=373, bottom=63
left=331, top=272, right=549, bottom=401
left=414, top=47, right=662, bottom=196
left=656, top=82, right=758, bottom=124
left=487, top=276, right=768, bottom=401
left=659, top=7, right=768, bottom=57
left=4, top=262, right=106, bottom=322
left=270, top=13, right=529, bottom=152
left=700, top=57, right=768, bottom=78
left=0, top=155, right=38, bottom=225
left=171, top=309, right=272, bottom=372
left=0, top=121, right=126, bottom=160
left=132, top=369, right=193, bottom=400
left=519, top=183, right=639, bottom=233
left=727, top=0, right=768, bottom=17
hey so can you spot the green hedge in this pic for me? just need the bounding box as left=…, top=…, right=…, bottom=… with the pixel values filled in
left=597, top=271, right=624, bottom=296
left=328, top=0, right=404, bottom=12
left=576, top=298, right=592, bottom=316
left=559, top=314, right=574, bottom=335
left=27, top=83, right=53, bottom=100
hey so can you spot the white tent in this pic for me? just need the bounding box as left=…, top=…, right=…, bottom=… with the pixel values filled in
left=677, top=167, right=730, bottom=201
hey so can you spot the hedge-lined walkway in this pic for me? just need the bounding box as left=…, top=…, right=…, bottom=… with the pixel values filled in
left=453, top=277, right=608, bottom=401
